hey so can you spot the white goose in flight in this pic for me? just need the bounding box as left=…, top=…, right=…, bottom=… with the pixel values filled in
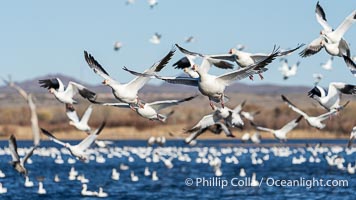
left=251, top=116, right=303, bottom=141
left=307, top=82, right=356, bottom=111
left=300, top=2, right=356, bottom=73
left=172, top=44, right=234, bottom=76
left=84, top=47, right=175, bottom=108
left=210, top=44, right=303, bottom=80
left=91, top=96, right=196, bottom=122
left=320, top=56, right=333, bottom=70
left=41, top=122, right=106, bottom=161
left=170, top=44, right=235, bottom=79
left=149, top=32, right=161, bottom=44
left=184, top=103, right=247, bottom=144
left=278, top=59, right=300, bottom=80
left=347, top=126, right=356, bottom=148
left=8, top=135, right=37, bottom=176
left=39, top=78, right=97, bottom=104
left=66, top=104, right=93, bottom=133
left=124, top=48, right=279, bottom=109
left=185, top=122, right=234, bottom=144
left=281, top=95, right=348, bottom=129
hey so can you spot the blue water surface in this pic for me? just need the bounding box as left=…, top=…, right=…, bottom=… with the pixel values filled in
left=0, top=139, right=355, bottom=200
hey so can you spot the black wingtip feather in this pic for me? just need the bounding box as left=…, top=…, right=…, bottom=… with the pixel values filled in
left=95, top=121, right=106, bottom=136
left=296, top=115, right=303, bottom=123
left=78, top=88, right=97, bottom=101
left=84, top=51, right=110, bottom=76
left=41, top=128, right=57, bottom=139
left=154, top=47, right=176, bottom=72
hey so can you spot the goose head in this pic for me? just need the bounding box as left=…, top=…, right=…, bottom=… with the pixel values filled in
left=102, top=79, right=110, bottom=85
left=229, top=48, right=238, bottom=54
left=49, top=88, right=56, bottom=94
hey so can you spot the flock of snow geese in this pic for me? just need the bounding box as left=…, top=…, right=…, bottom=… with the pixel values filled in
left=1, top=2, right=356, bottom=197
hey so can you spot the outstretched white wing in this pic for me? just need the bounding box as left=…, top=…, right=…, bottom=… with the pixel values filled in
left=315, top=2, right=333, bottom=32
left=250, top=122, right=275, bottom=133
left=281, top=95, right=309, bottom=118
left=41, top=128, right=67, bottom=147
left=65, top=104, right=80, bottom=123
left=76, top=122, right=106, bottom=151
left=331, top=10, right=356, bottom=42
left=126, top=47, right=175, bottom=91
left=21, top=145, right=37, bottom=166
left=186, top=114, right=221, bottom=133
left=80, top=105, right=93, bottom=125
left=148, top=96, right=196, bottom=111
left=279, top=116, right=303, bottom=134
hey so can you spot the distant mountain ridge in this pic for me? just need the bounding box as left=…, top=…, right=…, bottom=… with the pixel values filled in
left=0, top=73, right=310, bottom=94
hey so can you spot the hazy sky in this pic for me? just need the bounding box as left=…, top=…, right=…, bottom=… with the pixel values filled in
left=1, top=0, right=355, bottom=87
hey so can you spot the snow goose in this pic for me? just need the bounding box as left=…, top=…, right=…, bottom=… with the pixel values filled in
left=92, top=95, right=195, bottom=122
left=24, top=176, right=34, bottom=187
left=278, top=59, right=300, bottom=80
left=37, top=181, right=46, bottom=195
left=39, top=78, right=96, bottom=104
left=147, top=136, right=156, bottom=146
left=81, top=184, right=97, bottom=196
left=156, top=136, right=166, bottom=146
left=3, top=77, right=40, bottom=146
left=307, top=82, right=356, bottom=111
left=0, top=183, right=7, bottom=194
left=173, top=44, right=234, bottom=71
left=149, top=32, right=161, bottom=44
left=347, top=163, right=355, bottom=174
left=36, top=177, right=47, bottom=194
left=184, top=108, right=236, bottom=144
left=8, top=135, right=37, bottom=176
left=300, top=2, right=353, bottom=57
left=41, top=122, right=106, bottom=161
left=312, top=73, right=323, bottom=86
left=251, top=132, right=262, bottom=144
left=144, top=167, right=151, bottom=176
left=96, top=187, right=108, bottom=198
left=320, top=56, right=333, bottom=70
left=300, top=2, right=356, bottom=72
left=130, top=171, right=139, bottom=182
left=84, top=47, right=175, bottom=107
left=125, top=47, right=279, bottom=109
left=281, top=95, right=348, bottom=129
left=111, top=168, right=120, bottom=180
left=65, top=104, right=93, bottom=133
left=148, top=0, right=158, bottom=9
left=241, top=133, right=250, bottom=143
left=250, top=116, right=303, bottom=141
left=184, top=36, right=195, bottom=43
left=0, top=170, right=5, bottom=178
left=54, top=174, right=60, bottom=183
left=211, top=44, right=302, bottom=80
left=239, top=168, right=246, bottom=177
left=251, top=173, right=259, bottom=187
left=185, top=122, right=234, bottom=144
left=151, top=171, right=159, bottom=181
left=347, top=126, right=356, bottom=148
left=113, top=41, right=123, bottom=51
left=126, top=0, right=135, bottom=5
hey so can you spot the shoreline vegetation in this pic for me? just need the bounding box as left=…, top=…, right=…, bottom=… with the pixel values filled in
left=0, top=92, right=355, bottom=141
left=0, top=125, right=350, bottom=141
